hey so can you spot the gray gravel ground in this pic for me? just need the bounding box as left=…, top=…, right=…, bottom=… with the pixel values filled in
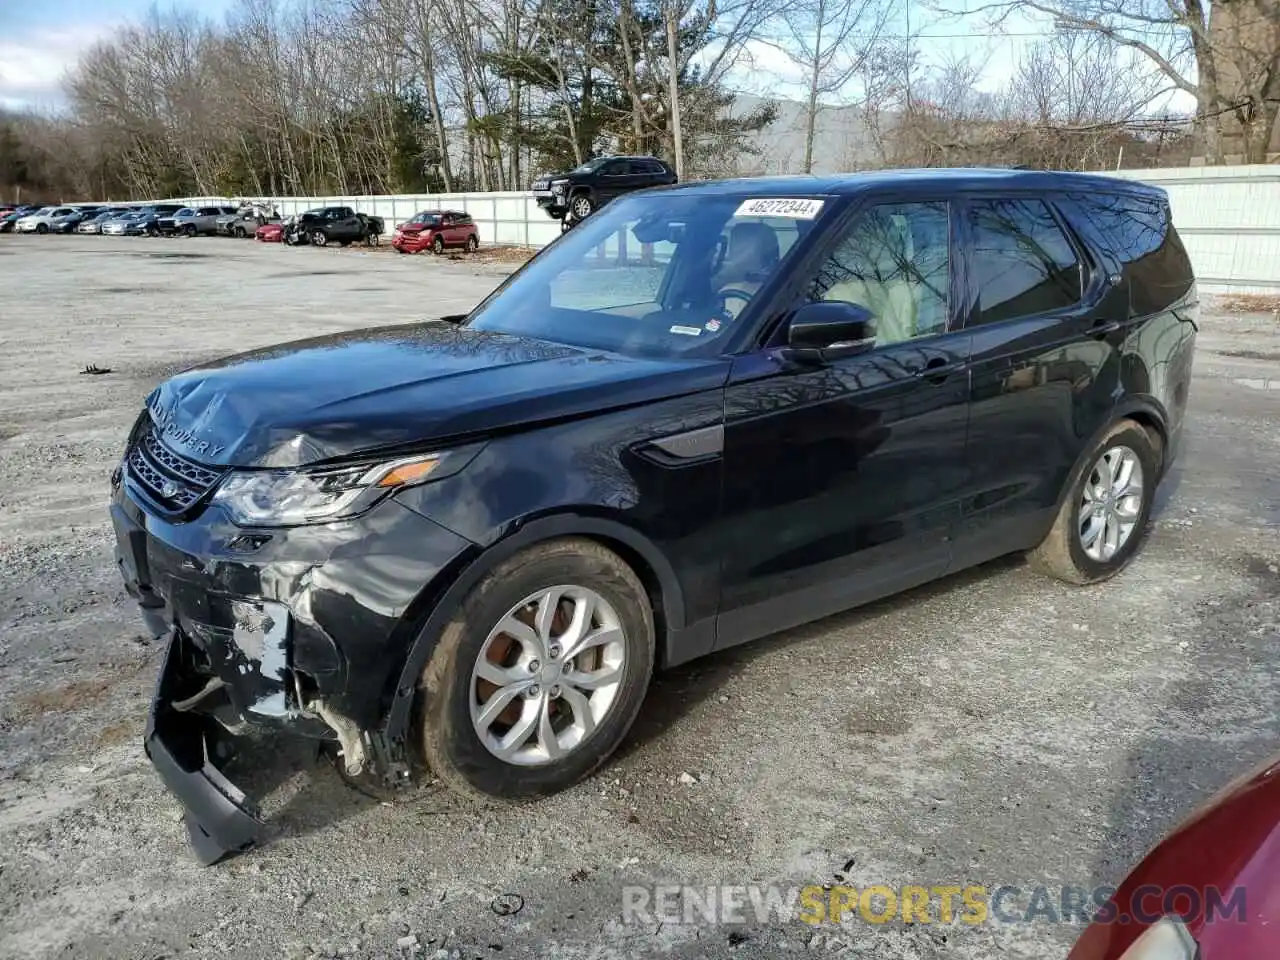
left=0, top=234, right=1277, bottom=960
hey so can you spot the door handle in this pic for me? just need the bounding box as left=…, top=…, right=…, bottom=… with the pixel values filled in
left=1089, top=320, right=1121, bottom=338
left=916, top=358, right=965, bottom=383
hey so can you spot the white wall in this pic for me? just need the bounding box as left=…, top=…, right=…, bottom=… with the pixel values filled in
left=182, top=164, right=1280, bottom=294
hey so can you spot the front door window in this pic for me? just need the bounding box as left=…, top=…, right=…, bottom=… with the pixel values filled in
left=806, top=201, right=951, bottom=346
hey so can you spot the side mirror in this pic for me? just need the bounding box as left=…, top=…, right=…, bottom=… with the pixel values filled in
left=786, top=300, right=877, bottom=362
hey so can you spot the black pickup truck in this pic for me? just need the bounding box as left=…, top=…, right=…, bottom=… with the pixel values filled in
left=286, top=206, right=385, bottom=246
left=530, top=156, right=676, bottom=226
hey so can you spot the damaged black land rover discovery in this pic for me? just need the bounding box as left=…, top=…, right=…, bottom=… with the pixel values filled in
left=112, top=169, right=1197, bottom=863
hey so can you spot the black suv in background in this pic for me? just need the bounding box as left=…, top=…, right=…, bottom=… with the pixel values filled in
left=532, top=155, right=677, bottom=225
left=112, top=169, right=1196, bottom=863
left=134, top=204, right=186, bottom=236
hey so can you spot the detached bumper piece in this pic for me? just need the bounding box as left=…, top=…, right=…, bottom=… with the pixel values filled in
left=145, top=631, right=265, bottom=865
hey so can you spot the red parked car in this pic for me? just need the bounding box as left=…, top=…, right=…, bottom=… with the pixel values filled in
left=1069, top=753, right=1280, bottom=959
left=255, top=221, right=284, bottom=243
left=391, top=209, right=479, bottom=254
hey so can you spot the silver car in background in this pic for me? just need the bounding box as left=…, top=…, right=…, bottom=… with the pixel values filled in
left=77, top=209, right=129, bottom=234
left=168, top=205, right=238, bottom=237
left=15, top=206, right=76, bottom=234
left=101, top=212, right=148, bottom=236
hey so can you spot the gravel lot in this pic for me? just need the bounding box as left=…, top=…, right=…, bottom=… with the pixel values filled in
left=0, top=234, right=1277, bottom=960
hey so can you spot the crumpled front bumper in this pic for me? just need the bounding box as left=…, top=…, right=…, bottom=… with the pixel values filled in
left=110, top=467, right=475, bottom=863
left=145, top=631, right=266, bottom=864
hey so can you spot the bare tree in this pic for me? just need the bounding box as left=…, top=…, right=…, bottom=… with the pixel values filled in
left=769, top=0, right=891, bottom=171
left=937, top=0, right=1280, bottom=163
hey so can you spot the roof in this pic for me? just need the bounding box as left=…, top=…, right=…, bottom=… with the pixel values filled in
left=659, top=167, right=1167, bottom=199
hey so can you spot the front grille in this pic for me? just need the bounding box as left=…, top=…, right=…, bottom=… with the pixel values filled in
left=125, top=422, right=224, bottom=513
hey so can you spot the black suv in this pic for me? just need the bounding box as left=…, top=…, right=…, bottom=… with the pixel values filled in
left=112, top=169, right=1196, bottom=862
left=532, top=155, right=677, bottom=224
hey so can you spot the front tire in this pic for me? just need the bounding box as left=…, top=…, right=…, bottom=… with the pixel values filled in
left=419, top=539, right=655, bottom=800
left=1028, top=419, right=1158, bottom=585
left=35, top=223, right=48, bottom=234
left=311, top=230, right=328, bottom=247
left=570, top=193, right=594, bottom=220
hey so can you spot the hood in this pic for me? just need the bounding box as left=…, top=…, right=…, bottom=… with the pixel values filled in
left=398, top=222, right=434, bottom=234
left=146, top=322, right=727, bottom=468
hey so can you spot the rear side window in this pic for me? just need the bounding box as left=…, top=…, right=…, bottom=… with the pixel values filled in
left=967, top=198, right=1082, bottom=325
left=1067, top=193, right=1193, bottom=316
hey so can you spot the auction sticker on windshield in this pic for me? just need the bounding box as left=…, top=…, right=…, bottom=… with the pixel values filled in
left=734, top=198, right=825, bottom=219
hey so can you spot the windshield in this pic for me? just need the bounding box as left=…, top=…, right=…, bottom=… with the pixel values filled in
left=465, top=192, right=826, bottom=358
left=570, top=157, right=609, bottom=175
left=174, top=208, right=194, bottom=217
left=409, top=212, right=442, bottom=225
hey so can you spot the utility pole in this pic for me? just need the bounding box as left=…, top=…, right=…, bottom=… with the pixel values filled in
left=666, top=3, right=685, bottom=179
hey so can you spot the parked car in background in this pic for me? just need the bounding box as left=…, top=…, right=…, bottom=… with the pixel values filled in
left=102, top=211, right=151, bottom=236
left=53, top=206, right=105, bottom=233
left=133, top=204, right=186, bottom=236
left=391, top=210, right=479, bottom=254
left=168, top=205, right=239, bottom=237
left=255, top=220, right=285, bottom=243
left=531, top=155, right=676, bottom=225
left=218, top=204, right=280, bottom=237
left=1069, top=753, right=1280, bottom=959
left=0, top=205, right=39, bottom=232
left=15, top=206, right=78, bottom=234
left=285, top=206, right=384, bottom=246
left=77, top=209, right=129, bottom=234
left=111, top=169, right=1196, bottom=863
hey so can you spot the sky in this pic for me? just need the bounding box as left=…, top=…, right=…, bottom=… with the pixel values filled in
left=0, top=0, right=1192, bottom=115
left=0, top=0, right=237, bottom=110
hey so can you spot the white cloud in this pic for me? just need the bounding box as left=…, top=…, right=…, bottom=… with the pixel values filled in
left=0, top=24, right=119, bottom=111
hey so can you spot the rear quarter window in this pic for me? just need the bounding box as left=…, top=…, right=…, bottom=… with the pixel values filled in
left=1066, top=192, right=1193, bottom=316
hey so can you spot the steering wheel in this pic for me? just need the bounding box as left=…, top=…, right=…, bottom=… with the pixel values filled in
left=716, top=287, right=755, bottom=320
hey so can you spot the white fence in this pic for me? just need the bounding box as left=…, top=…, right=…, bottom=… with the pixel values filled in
left=182, top=163, right=1280, bottom=294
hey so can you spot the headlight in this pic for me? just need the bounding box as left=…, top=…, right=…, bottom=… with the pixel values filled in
left=213, top=454, right=448, bottom=526
left=1118, top=916, right=1199, bottom=959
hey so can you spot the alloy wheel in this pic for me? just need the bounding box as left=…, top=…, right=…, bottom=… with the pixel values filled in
left=469, top=585, right=627, bottom=766
left=571, top=196, right=592, bottom=219
left=1079, top=445, right=1144, bottom=562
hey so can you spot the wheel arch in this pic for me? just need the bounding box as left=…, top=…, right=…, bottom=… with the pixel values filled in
left=1054, top=401, right=1169, bottom=516
left=380, top=512, right=685, bottom=747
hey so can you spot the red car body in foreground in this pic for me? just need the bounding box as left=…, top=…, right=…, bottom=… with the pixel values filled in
left=255, top=222, right=284, bottom=243
left=1069, top=754, right=1280, bottom=959
left=391, top=209, right=479, bottom=254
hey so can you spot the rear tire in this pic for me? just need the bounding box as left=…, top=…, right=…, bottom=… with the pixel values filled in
left=1028, top=419, right=1158, bottom=585
left=466, top=234, right=479, bottom=253
left=419, top=539, right=655, bottom=800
